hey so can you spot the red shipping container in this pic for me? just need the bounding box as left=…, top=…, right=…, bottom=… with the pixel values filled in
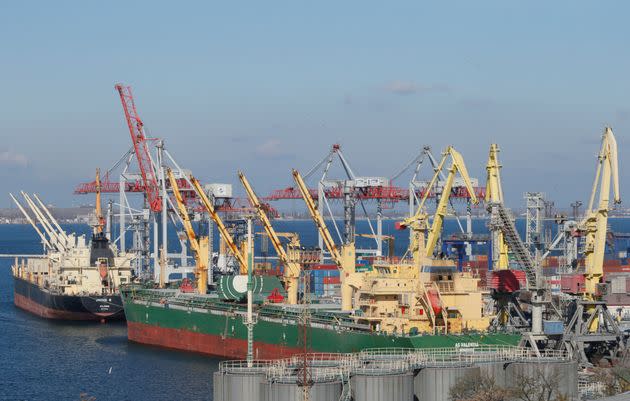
left=603, top=264, right=630, bottom=273
left=311, top=264, right=338, bottom=271
left=489, top=270, right=526, bottom=292
left=560, top=274, right=585, bottom=294
left=604, top=259, right=621, bottom=268
left=323, top=277, right=341, bottom=284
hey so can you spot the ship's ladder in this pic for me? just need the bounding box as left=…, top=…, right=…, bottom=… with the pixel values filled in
left=432, top=281, right=449, bottom=334
left=338, top=370, right=351, bottom=401
left=417, top=282, right=436, bottom=332
left=418, top=281, right=448, bottom=334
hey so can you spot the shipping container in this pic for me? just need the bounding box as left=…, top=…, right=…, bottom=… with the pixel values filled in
left=488, top=270, right=526, bottom=292
left=311, top=264, right=338, bottom=271
left=560, top=274, right=585, bottom=294
left=543, top=320, right=564, bottom=335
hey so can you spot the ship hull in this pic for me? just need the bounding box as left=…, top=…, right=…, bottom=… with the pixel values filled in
left=122, top=290, right=521, bottom=359
left=13, top=276, right=125, bottom=321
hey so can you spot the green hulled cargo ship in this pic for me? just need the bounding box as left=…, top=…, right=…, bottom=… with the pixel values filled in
left=121, top=288, right=521, bottom=359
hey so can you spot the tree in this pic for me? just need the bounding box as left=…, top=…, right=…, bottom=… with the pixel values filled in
left=449, top=370, right=510, bottom=401
left=508, top=366, right=568, bottom=401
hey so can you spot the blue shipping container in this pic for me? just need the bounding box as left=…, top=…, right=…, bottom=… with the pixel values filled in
left=543, top=320, right=564, bottom=335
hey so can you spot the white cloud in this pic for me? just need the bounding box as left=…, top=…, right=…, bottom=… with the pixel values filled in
left=384, top=81, right=450, bottom=95
left=0, top=150, right=28, bottom=167
left=255, top=139, right=290, bottom=159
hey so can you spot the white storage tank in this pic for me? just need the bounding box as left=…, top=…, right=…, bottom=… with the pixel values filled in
left=477, top=361, right=509, bottom=388
left=260, top=380, right=342, bottom=401
left=352, top=371, right=414, bottom=401
left=414, top=365, right=480, bottom=401
left=505, top=360, right=578, bottom=400
left=213, top=361, right=267, bottom=401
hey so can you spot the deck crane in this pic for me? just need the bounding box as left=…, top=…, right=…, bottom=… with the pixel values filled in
left=239, top=171, right=301, bottom=305
left=115, top=83, right=162, bottom=213
left=167, top=168, right=209, bottom=294
left=292, top=169, right=357, bottom=312
left=95, top=168, right=106, bottom=234
left=189, top=175, right=248, bottom=274
left=398, top=146, right=478, bottom=266
left=485, top=144, right=509, bottom=270
left=582, top=127, right=620, bottom=298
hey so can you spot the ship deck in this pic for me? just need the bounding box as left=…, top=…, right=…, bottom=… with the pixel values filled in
left=122, top=287, right=501, bottom=337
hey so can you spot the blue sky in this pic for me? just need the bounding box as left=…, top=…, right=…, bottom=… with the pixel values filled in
left=1, top=1, right=629, bottom=209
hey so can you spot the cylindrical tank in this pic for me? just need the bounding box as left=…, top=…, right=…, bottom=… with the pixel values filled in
left=213, top=371, right=223, bottom=401
left=414, top=365, right=480, bottom=401
left=477, top=361, right=509, bottom=388
left=505, top=361, right=578, bottom=400
left=352, top=372, right=414, bottom=401
left=260, top=380, right=342, bottom=401
left=213, top=371, right=265, bottom=401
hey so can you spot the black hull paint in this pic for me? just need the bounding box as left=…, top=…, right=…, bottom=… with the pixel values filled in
left=13, top=276, right=125, bottom=321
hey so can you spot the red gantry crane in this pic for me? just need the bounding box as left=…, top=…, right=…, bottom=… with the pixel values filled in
left=114, top=83, right=162, bottom=213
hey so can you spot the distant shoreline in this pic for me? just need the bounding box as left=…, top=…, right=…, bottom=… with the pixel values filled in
left=4, top=215, right=630, bottom=226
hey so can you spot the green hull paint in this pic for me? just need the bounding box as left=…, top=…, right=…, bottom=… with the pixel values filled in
left=122, top=288, right=521, bottom=356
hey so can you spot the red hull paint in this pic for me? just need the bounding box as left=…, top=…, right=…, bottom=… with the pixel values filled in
left=127, top=322, right=302, bottom=359
left=14, top=293, right=96, bottom=321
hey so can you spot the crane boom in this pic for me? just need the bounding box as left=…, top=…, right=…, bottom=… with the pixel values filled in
left=583, top=127, right=621, bottom=297
left=424, top=147, right=478, bottom=257
left=485, top=144, right=509, bottom=270
left=190, top=175, right=248, bottom=272
left=95, top=168, right=105, bottom=234
left=293, top=169, right=358, bottom=311
left=21, top=192, right=67, bottom=252
left=167, top=169, right=208, bottom=293
left=10, top=193, right=52, bottom=250
left=292, top=169, right=342, bottom=265
left=115, top=84, right=162, bottom=212
left=399, top=146, right=478, bottom=262
left=240, top=171, right=300, bottom=304
left=239, top=172, right=289, bottom=262
left=167, top=170, right=200, bottom=256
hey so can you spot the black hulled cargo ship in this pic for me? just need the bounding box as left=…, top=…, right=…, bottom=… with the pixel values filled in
left=10, top=192, right=135, bottom=322
left=13, top=273, right=125, bottom=320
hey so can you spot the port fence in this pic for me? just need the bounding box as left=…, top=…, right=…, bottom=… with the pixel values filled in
left=218, top=345, right=571, bottom=383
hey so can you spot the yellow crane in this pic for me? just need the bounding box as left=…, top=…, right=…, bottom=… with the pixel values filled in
left=189, top=175, right=248, bottom=274
left=167, top=168, right=209, bottom=293
left=399, top=146, right=478, bottom=265
left=95, top=168, right=105, bottom=234
left=292, top=169, right=357, bottom=311
left=239, top=171, right=301, bottom=304
left=582, top=127, right=620, bottom=299
left=485, top=144, right=509, bottom=270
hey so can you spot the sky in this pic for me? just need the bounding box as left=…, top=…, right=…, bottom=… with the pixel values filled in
left=1, top=1, right=629, bottom=210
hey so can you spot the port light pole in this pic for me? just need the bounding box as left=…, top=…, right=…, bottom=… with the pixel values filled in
left=246, top=215, right=254, bottom=367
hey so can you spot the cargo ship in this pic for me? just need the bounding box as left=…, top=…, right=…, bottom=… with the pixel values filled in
left=121, top=287, right=521, bottom=359
left=121, top=162, right=521, bottom=358
left=10, top=190, right=134, bottom=321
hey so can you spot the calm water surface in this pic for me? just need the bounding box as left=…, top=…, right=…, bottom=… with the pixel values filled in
left=2, top=218, right=630, bottom=400
left=0, top=225, right=218, bottom=401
